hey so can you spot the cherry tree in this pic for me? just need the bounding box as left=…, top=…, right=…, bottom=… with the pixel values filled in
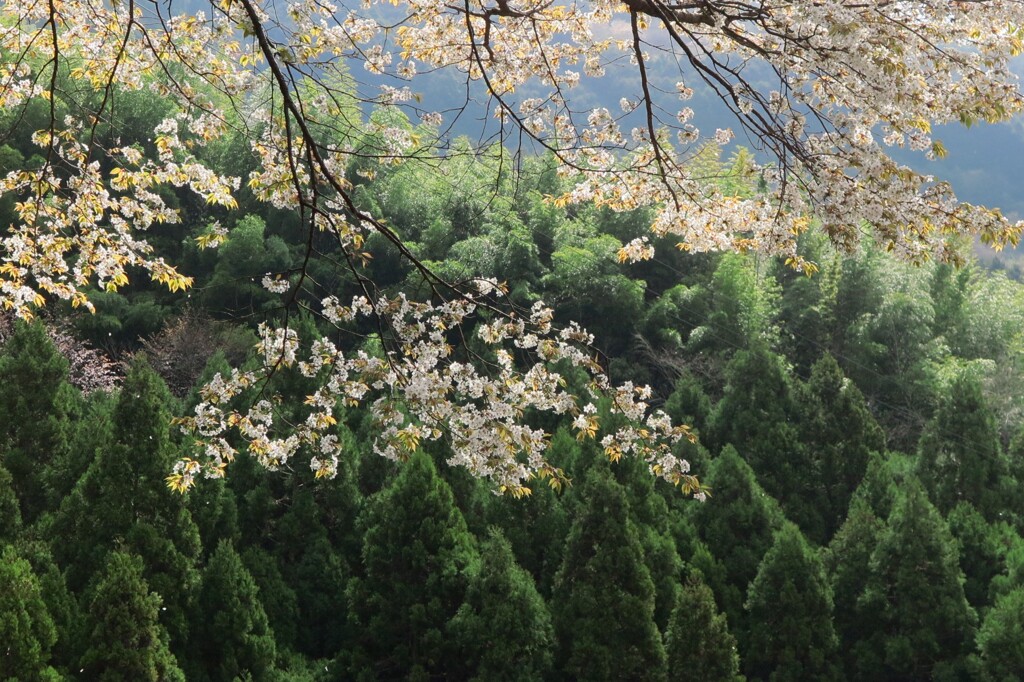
left=1, top=0, right=1023, bottom=494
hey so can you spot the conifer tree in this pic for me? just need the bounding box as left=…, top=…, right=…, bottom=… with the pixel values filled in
left=273, top=487, right=350, bottom=658
left=0, top=320, right=79, bottom=522
left=690, top=445, right=783, bottom=638
left=241, top=547, right=300, bottom=654
left=978, top=586, right=1024, bottom=682
left=0, top=545, right=60, bottom=681
left=552, top=466, right=667, bottom=681
left=946, top=502, right=1005, bottom=609
left=187, top=476, right=239, bottom=560
left=709, top=345, right=812, bottom=531
left=190, top=540, right=276, bottom=681
left=664, top=571, right=742, bottom=682
left=345, top=452, right=477, bottom=680
left=483, top=466, right=569, bottom=598
left=18, top=540, right=78, bottom=676
left=52, top=358, right=201, bottom=647
left=824, top=497, right=885, bottom=678
left=448, top=528, right=555, bottom=681
left=604, top=453, right=685, bottom=633
left=916, top=373, right=1008, bottom=519
left=79, top=551, right=185, bottom=681
left=859, top=482, right=977, bottom=681
left=744, top=523, right=842, bottom=682
left=799, top=353, right=885, bottom=542
left=0, top=461, right=21, bottom=544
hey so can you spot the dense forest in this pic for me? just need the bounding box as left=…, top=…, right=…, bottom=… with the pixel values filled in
left=4, top=84, right=1024, bottom=680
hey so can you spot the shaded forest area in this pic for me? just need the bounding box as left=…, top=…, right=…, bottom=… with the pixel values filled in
left=4, top=96, right=1024, bottom=680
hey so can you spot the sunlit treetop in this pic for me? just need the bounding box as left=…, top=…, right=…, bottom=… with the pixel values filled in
left=1, top=0, right=1023, bottom=493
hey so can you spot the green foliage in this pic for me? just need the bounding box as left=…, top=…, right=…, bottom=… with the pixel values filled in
left=859, top=482, right=977, bottom=681
left=79, top=551, right=185, bottom=681
left=689, top=445, right=783, bottom=640
left=483, top=464, right=570, bottom=598
left=552, top=466, right=667, bottom=681
left=0, top=461, right=22, bottom=544
left=0, top=320, right=79, bottom=523
left=202, top=214, right=292, bottom=314
left=190, top=541, right=276, bottom=681
left=665, top=571, right=742, bottom=682
left=709, top=345, right=813, bottom=532
left=978, top=587, right=1024, bottom=681
left=825, top=498, right=885, bottom=678
left=52, top=359, right=201, bottom=647
left=448, top=528, right=554, bottom=681
left=345, top=452, right=477, bottom=680
left=798, top=353, right=885, bottom=543
left=0, top=545, right=60, bottom=681
left=946, top=502, right=1006, bottom=609
left=916, top=372, right=1009, bottom=519
left=744, top=523, right=841, bottom=682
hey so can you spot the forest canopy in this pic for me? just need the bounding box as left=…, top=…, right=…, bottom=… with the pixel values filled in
left=2, top=0, right=1024, bottom=492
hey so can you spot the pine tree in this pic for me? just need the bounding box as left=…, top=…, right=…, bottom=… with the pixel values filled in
left=190, top=540, right=276, bottom=681
left=859, top=482, right=977, bottom=681
left=744, top=523, right=842, bottom=682
left=916, top=373, right=1008, bottom=519
left=448, top=528, right=554, bottom=681
left=664, top=571, right=742, bottom=682
left=0, top=545, right=60, bottom=681
left=483, top=467, right=569, bottom=599
left=552, top=466, right=667, bottom=681
left=798, top=353, right=885, bottom=542
left=345, top=452, right=477, bottom=680
left=79, top=551, right=185, bottom=681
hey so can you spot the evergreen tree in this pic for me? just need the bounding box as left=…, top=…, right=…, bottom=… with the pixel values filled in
left=824, top=498, right=885, bottom=679
left=345, top=452, right=477, bottom=680
left=241, top=547, right=300, bottom=654
left=483, top=462, right=569, bottom=598
left=859, top=482, right=977, bottom=681
left=187, top=476, right=239, bottom=560
left=690, top=445, right=783, bottom=639
left=190, top=540, right=276, bottom=681
left=744, top=523, right=842, bottom=682
left=978, top=586, right=1024, bottom=682
left=798, top=353, right=885, bottom=542
left=273, top=487, right=350, bottom=658
left=79, top=551, right=185, bottom=681
left=0, top=320, right=79, bottom=522
left=52, top=358, right=201, bottom=647
left=0, top=461, right=22, bottom=544
left=709, top=345, right=812, bottom=532
left=552, top=466, right=667, bottom=681
left=664, top=571, right=742, bottom=682
left=448, top=528, right=554, bottom=681
left=946, top=502, right=1005, bottom=609
left=916, top=372, right=1008, bottom=519
left=18, top=540, right=78, bottom=676
left=0, top=545, right=60, bottom=681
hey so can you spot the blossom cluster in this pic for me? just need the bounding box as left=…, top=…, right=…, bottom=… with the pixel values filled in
left=172, top=292, right=700, bottom=497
